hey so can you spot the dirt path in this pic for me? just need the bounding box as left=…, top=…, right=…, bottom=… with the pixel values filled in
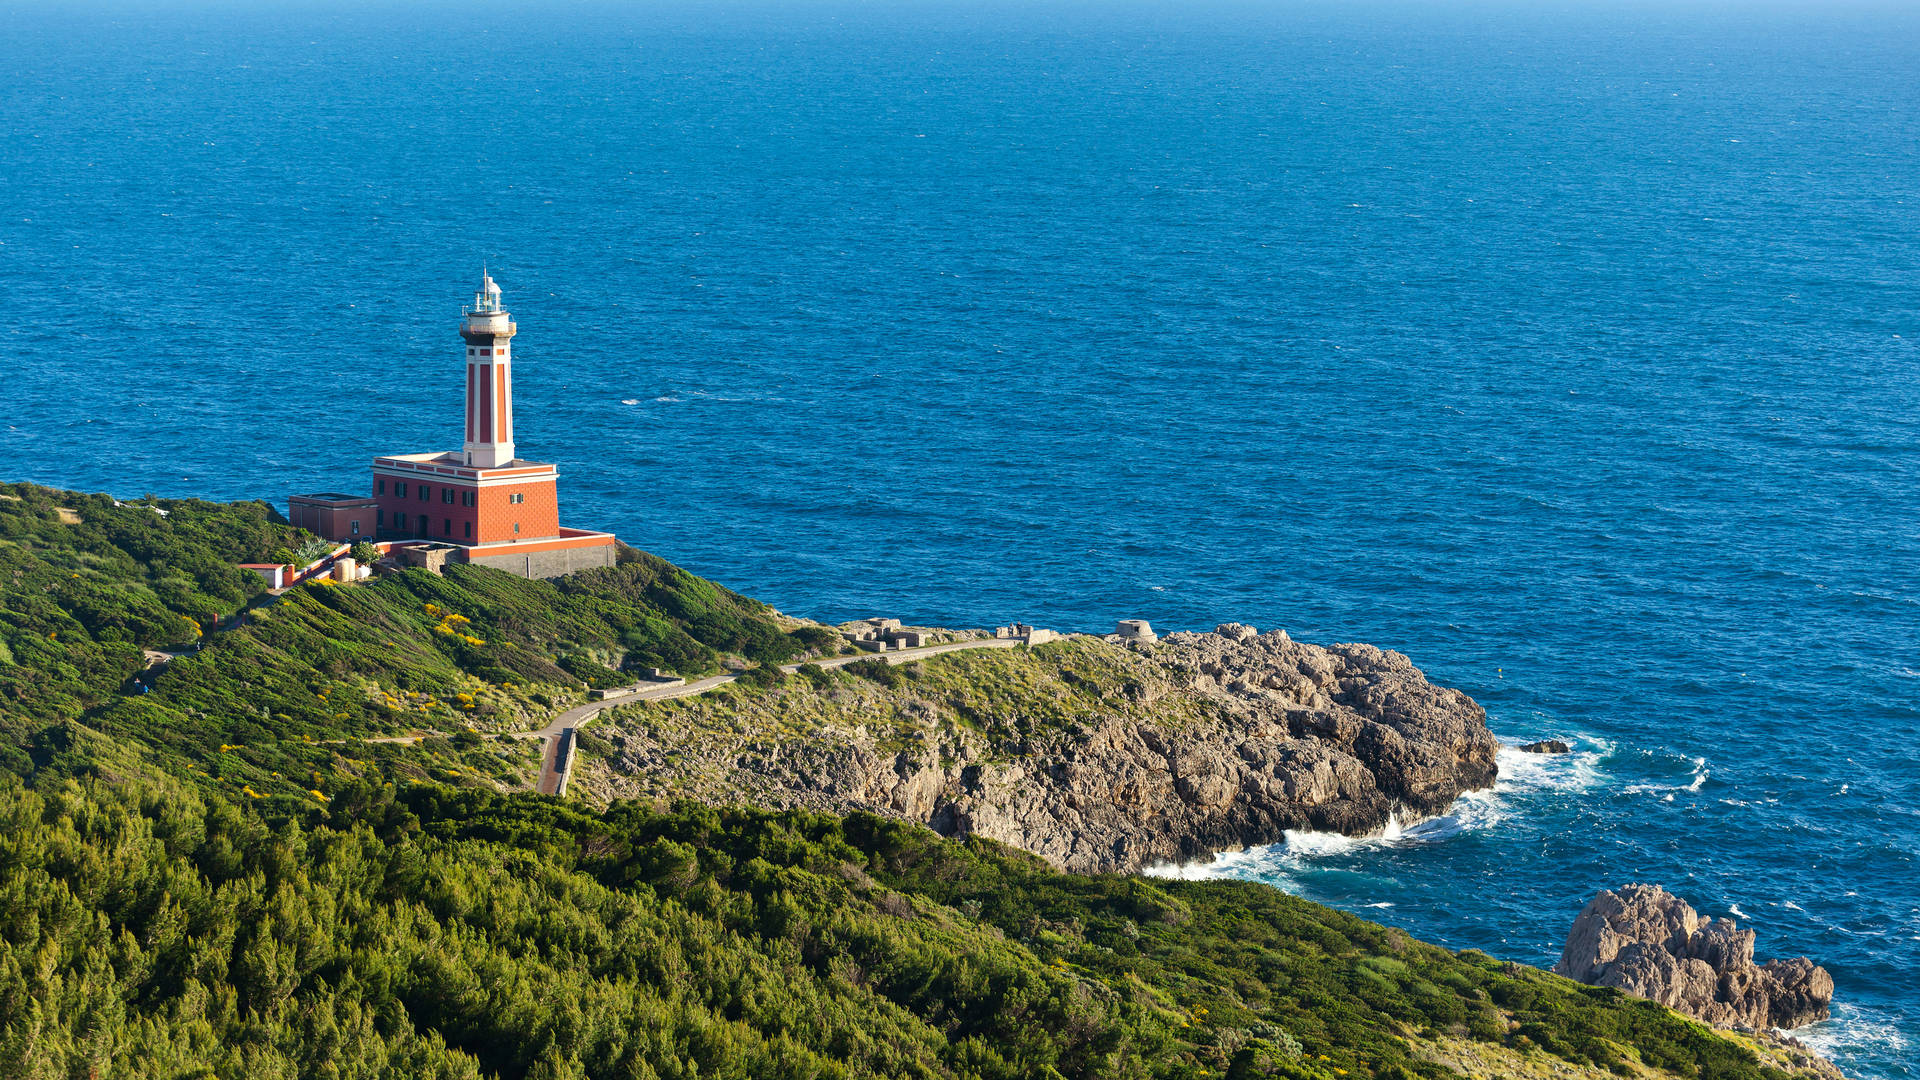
left=527, top=636, right=1032, bottom=794
left=341, top=636, right=1044, bottom=792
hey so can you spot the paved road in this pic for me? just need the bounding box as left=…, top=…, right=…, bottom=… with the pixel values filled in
left=534, top=730, right=567, bottom=795
left=527, top=636, right=1032, bottom=794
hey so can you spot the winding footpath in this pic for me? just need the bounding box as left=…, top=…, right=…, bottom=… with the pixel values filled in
left=531, top=636, right=1032, bottom=795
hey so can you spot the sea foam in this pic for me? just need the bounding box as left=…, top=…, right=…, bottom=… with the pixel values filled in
left=1145, top=736, right=1610, bottom=884
left=1795, top=1003, right=1911, bottom=1065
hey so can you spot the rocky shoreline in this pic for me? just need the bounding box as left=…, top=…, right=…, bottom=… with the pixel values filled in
left=1556, top=884, right=1842, bottom=1077
left=580, top=622, right=1499, bottom=875
left=574, top=619, right=1850, bottom=1077
left=1558, top=884, right=1836, bottom=1032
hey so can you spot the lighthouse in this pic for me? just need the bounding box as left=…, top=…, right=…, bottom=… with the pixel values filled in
left=461, top=271, right=517, bottom=468
left=292, top=270, right=619, bottom=578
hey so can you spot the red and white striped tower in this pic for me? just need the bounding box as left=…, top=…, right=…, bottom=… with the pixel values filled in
left=461, top=271, right=518, bottom=468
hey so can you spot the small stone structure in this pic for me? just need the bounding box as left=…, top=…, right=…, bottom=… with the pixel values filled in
left=994, top=623, right=1058, bottom=645
left=1115, top=619, right=1158, bottom=644
left=392, top=542, right=459, bottom=575
left=846, top=618, right=924, bottom=652
left=238, top=563, right=289, bottom=589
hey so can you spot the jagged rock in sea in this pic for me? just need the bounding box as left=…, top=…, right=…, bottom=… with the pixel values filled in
left=592, top=624, right=1500, bottom=875
left=1519, top=739, right=1572, bottom=754
left=1555, top=884, right=1834, bottom=1030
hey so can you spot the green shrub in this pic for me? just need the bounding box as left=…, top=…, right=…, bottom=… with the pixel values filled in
left=843, top=657, right=902, bottom=688
left=737, top=663, right=786, bottom=688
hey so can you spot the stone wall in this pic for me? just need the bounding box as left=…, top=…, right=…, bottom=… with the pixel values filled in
left=466, top=542, right=616, bottom=579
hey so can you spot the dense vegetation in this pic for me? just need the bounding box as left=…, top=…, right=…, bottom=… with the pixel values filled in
left=0, top=486, right=1805, bottom=1080
left=0, top=484, right=299, bottom=718
left=151, top=551, right=812, bottom=739
left=1, top=774, right=1799, bottom=1080
left=0, top=483, right=828, bottom=806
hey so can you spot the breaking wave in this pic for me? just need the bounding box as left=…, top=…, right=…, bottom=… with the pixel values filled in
left=1624, top=755, right=1710, bottom=798
left=1795, top=1002, right=1911, bottom=1067
left=1145, top=736, right=1612, bottom=884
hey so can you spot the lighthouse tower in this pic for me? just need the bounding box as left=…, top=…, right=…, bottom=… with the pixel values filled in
left=461, top=271, right=517, bottom=468
left=341, top=270, right=618, bottom=578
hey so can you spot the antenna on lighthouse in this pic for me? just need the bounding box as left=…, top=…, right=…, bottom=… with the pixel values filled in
left=471, top=267, right=502, bottom=315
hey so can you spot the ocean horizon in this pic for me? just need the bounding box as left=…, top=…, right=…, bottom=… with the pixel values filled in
left=7, top=2, right=1917, bottom=1075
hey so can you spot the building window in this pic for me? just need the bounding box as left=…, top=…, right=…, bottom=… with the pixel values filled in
left=513, top=523, right=520, bottom=534
left=394, top=482, right=406, bottom=498
left=418, top=486, right=429, bottom=501
left=377, top=509, right=385, bottom=526
left=377, top=479, right=385, bottom=495
left=464, top=522, right=472, bottom=538
left=463, top=491, right=474, bottom=507
left=509, top=492, right=524, bottom=505
left=443, top=489, right=454, bottom=504
left=444, top=518, right=451, bottom=535
left=395, top=512, right=406, bottom=529
left=350, top=521, right=360, bottom=535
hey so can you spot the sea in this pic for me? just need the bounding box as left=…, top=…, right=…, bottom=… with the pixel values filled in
left=4, top=2, right=1916, bottom=1074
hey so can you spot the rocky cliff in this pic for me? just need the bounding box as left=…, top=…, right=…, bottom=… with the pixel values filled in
left=582, top=624, right=1498, bottom=874
left=1556, top=884, right=1835, bottom=1031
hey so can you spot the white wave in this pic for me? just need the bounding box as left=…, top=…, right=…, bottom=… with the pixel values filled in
left=1794, top=1001, right=1911, bottom=1062
left=1364, top=902, right=1394, bottom=908
left=1493, top=739, right=1608, bottom=796
left=1784, top=900, right=1805, bottom=912
left=1150, top=739, right=1608, bottom=881
left=1283, top=827, right=1363, bottom=856
left=1143, top=845, right=1274, bottom=880
left=1625, top=755, right=1709, bottom=797
left=1687, top=759, right=1709, bottom=791
left=1144, top=816, right=1401, bottom=882
left=619, top=398, right=640, bottom=405
left=1147, top=737, right=1605, bottom=885
left=1728, top=903, right=1747, bottom=919
left=1146, top=802, right=1496, bottom=883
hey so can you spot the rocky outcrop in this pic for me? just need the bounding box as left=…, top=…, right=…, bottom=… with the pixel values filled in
left=1556, top=884, right=1834, bottom=1030
left=591, top=624, right=1499, bottom=875
left=1519, top=739, right=1571, bottom=754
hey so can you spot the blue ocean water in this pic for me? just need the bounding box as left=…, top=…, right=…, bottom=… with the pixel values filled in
left=5, top=2, right=1917, bottom=1074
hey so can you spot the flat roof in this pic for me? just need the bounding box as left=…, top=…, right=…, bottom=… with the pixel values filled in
left=292, top=492, right=378, bottom=503
left=374, top=452, right=552, bottom=467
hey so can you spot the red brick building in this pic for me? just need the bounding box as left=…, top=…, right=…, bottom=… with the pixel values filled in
left=287, top=492, right=380, bottom=542
left=293, top=273, right=616, bottom=579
